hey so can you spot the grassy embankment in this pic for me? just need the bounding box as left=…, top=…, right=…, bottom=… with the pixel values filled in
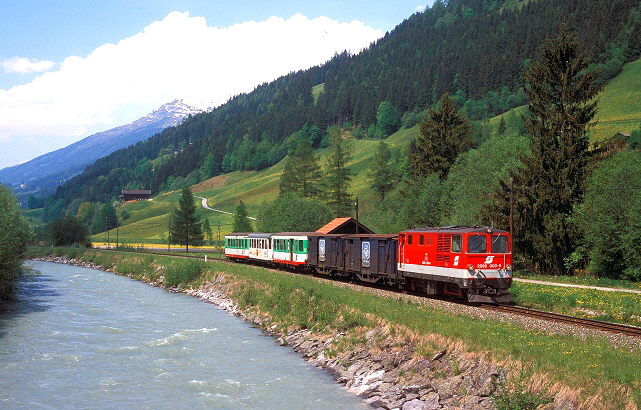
left=28, top=246, right=641, bottom=408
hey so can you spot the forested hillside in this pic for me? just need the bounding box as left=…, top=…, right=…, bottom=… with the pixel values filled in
left=45, top=0, right=641, bottom=220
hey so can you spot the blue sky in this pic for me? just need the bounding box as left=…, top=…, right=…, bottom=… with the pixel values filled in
left=0, top=1, right=433, bottom=170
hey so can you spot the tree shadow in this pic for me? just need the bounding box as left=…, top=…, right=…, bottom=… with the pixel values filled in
left=0, top=274, right=61, bottom=339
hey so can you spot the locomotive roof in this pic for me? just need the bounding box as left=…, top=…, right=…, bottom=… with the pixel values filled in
left=400, top=226, right=508, bottom=234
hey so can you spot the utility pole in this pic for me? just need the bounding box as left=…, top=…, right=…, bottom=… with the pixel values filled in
left=355, top=196, right=359, bottom=234
left=168, top=219, right=171, bottom=253
left=106, top=217, right=110, bottom=249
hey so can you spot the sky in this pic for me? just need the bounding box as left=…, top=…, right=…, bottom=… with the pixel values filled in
left=0, top=1, right=435, bottom=171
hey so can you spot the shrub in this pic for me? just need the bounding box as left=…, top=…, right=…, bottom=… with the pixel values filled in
left=163, top=259, right=205, bottom=287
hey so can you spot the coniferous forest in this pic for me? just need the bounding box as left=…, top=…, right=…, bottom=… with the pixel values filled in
left=36, top=0, right=641, bottom=279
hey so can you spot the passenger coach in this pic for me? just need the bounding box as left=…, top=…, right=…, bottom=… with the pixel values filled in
left=224, top=233, right=250, bottom=260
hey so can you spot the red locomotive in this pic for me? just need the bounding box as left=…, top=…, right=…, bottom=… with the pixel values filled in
left=398, top=226, right=512, bottom=303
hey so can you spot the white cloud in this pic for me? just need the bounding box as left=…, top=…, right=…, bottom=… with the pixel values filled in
left=1, top=57, right=56, bottom=74
left=0, top=11, right=382, bottom=168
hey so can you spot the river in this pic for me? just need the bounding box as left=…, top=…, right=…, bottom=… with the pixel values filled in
left=0, top=261, right=367, bottom=409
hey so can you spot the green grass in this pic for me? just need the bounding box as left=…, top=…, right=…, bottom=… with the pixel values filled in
left=512, top=281, right=641, bottom=327
left=592, top=58, right=641, bottom=141
left=30, top=246, right=641, bottom=408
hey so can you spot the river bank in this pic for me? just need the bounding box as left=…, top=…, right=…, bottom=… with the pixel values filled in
left=28, top=251, right=640, bottom=409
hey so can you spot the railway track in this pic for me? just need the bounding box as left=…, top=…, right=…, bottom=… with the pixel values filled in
left=479, top=304, right=641, bottom=338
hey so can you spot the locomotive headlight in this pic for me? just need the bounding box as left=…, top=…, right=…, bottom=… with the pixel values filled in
left=467, top=264, right=474, bottom=272
left=505, top=264, right=512, bottom=272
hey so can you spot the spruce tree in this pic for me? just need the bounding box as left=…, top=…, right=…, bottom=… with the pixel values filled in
left=202, top=217, right=212, bottom=243
left=488, top=28, right=602, bottom=276
left=412, top=93, right=474, bottom=179
left=233, top=200, right=253, bottom=232
left=368, top=141, right=397, bottom=201
left=170, top=187, right=204, bottom=252
left=279, top=139, right=322, bottom=198
left=322, top=129, right=353, bottom=216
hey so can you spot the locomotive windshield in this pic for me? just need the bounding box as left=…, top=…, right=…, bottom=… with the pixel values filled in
left=467, top=235, right=487, bottom=253
left=491, top=235, right=509, bottom=253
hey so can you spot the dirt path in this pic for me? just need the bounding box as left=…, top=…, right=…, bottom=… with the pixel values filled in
left=513, top=278, right=641, bottom=294
left=195, top=196, right=257, bottom=220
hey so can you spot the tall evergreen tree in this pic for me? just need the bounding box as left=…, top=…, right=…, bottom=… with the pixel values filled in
left=368, top=141, right=397, bottom=201
left=279, top=139, right=322, bottom=198
left=322, top=129, right=353, bottom=216
left=232, top=200, right=253, bottom=232
left=202, top=217, right=213, bottom=243
left=411, top=93, right=474, bottom=179
left=488, top=28, right=602, bottom=276
left=170, top=187, right=204, bottom=252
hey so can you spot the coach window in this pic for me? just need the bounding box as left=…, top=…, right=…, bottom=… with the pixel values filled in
left=467, top=235, right=487, bottom=253
left=419, top=235, right=424, bottom=245
left=407, top=235, right=413, bottom=245
left=492, top=235, right=509, bottom=253
left=451, top=235, right=462, bottom=252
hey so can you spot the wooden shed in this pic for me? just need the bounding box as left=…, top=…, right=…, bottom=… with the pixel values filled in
left=120, top=189, right=152, bottom=201
left=316, top=217, right=374, bottom=235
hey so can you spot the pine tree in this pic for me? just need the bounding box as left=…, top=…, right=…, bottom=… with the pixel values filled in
left=368, top=141, right=397, bottom=201
left=279, top=139, right=322, bottom=198
left=411, top=93, right=474, bottom=179
left=322, top=128, right=353, bottom=216
left=170, top=187, right=204, bottom=252
left=498, top=116, right=506, bottom=135
left=233, top=200, right=253, bottom=232
left=202, top=217, right=212, bottom=243
left=488, top=27, right=602, bottom=276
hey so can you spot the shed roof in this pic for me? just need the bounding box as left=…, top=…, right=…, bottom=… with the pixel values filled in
left=121, top=189, right=151, bottom=195
left=316, top=217, right=375, bottom=235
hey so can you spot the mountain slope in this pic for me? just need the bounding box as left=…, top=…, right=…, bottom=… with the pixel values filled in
left=0, top=100, right=209, bottom=197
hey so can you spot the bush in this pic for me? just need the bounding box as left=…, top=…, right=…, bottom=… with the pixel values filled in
left=163, top=259, right=205, bottom=287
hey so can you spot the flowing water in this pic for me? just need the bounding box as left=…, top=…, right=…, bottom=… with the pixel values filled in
left=0, top=261, right=367, bottom=409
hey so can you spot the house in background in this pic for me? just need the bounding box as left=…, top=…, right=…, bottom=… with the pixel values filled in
left=120, top=189, right=152, bottom=201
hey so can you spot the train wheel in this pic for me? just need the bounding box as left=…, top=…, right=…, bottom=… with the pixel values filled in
left=466, top=289, right=475, bottom=302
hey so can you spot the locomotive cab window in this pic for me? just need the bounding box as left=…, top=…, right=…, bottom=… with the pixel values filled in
left=451, top=235, right=462, bottom=253
left=419, top=235, right=424, bottom=245
left=491, top=235, right=509, bottom=253
left=407, top=235, right=413, bottom=245
left=467, top=235, right=487, bottom=253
